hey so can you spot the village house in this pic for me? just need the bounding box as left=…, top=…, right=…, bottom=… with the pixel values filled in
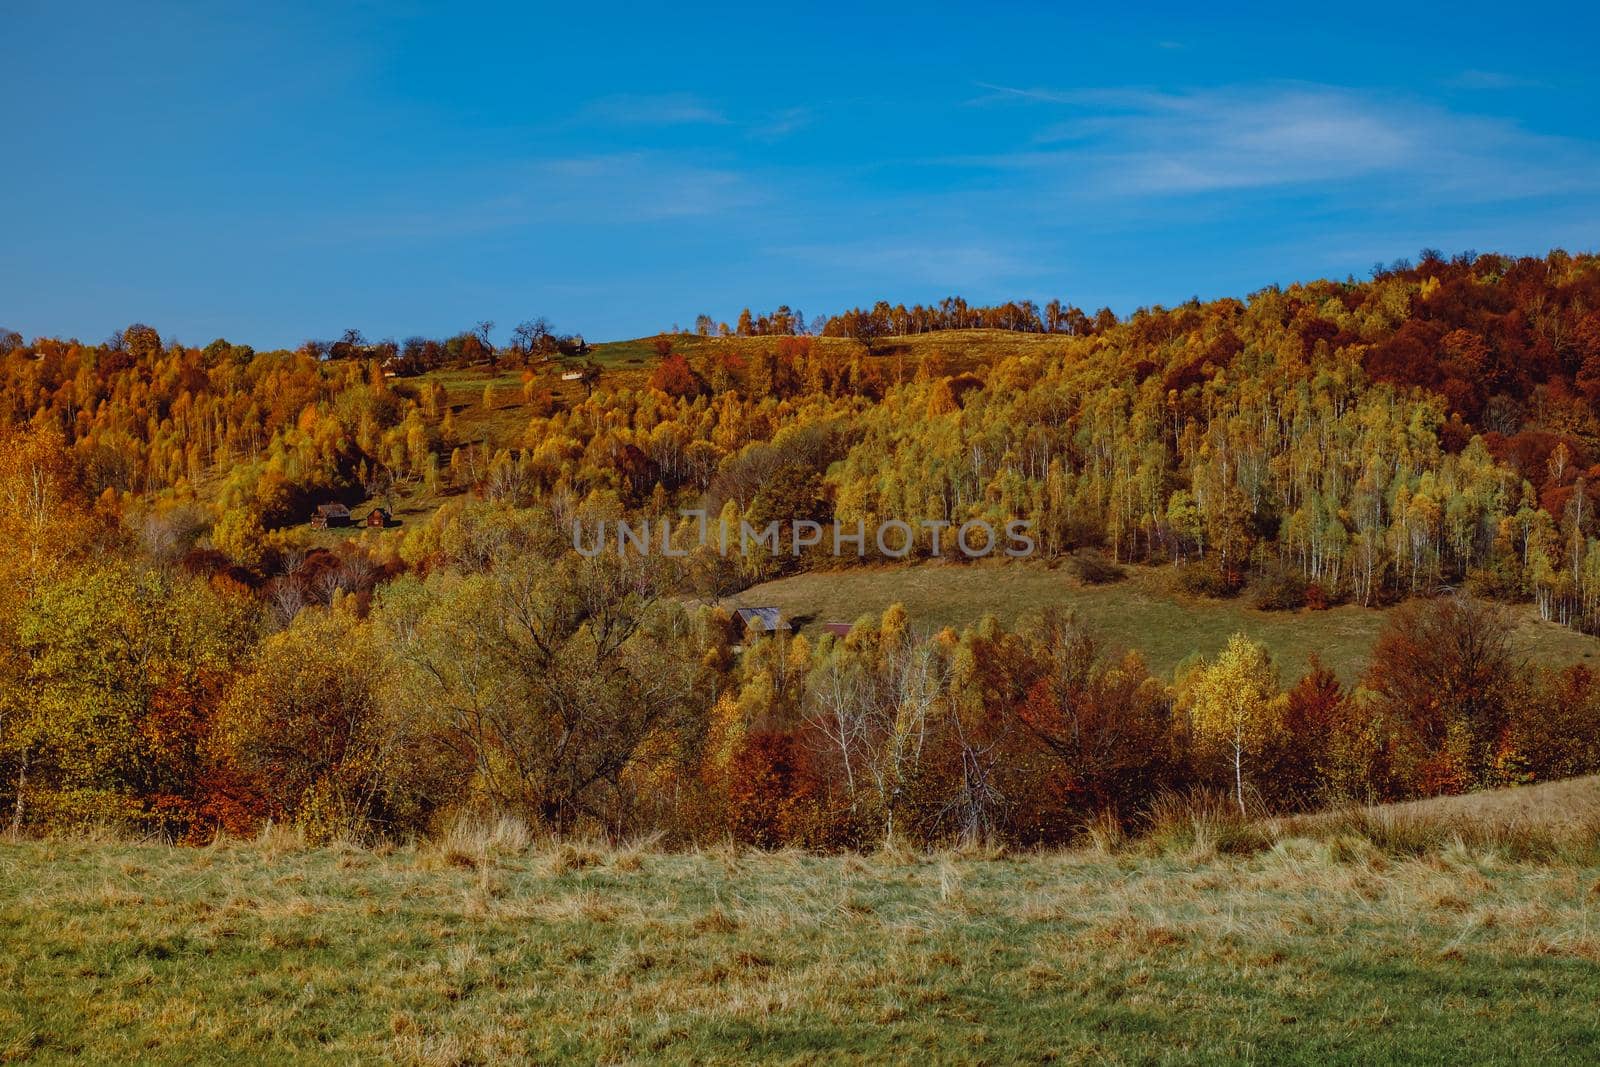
left=310, top=502, right=351, bottom=529
left=731, top=607, right=790, bottom=650
left=364, top=507, right=391, bottom=528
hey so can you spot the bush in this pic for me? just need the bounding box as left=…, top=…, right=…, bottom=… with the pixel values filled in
left=1466, top=562, right=1524, bottom=601
left=1174, top=561, right=1241, bottom=598
left=1251, top=566, right=1307, bottom=611
left=1069, top=551, right=1125, bottom=585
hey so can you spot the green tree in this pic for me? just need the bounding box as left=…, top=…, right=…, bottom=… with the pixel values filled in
left=10, top=565, right=252, bottom=833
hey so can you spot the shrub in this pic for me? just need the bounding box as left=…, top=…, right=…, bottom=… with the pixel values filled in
left=1466, top=562, right=1524, bottom=601
left=1251, top=566, right=1307, bottom=611
left=1174, top=561, right=1241, bottom=599
left=1069, top=551, right=1125, bottom=585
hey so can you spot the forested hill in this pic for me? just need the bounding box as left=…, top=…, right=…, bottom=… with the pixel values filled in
left=8, top=249, right=1600, bottom=843
left=4, top=249, right=1600, bottom=625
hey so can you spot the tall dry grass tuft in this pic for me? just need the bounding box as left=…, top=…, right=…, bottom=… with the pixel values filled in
left=1277, top=804, right=1600, bottom=863
left=540, top=840, right=606, bottom=876
left=418, top=814, right=540, bottom=872
left=945, top=834, right=1009, bottom=862
left=875, top=832, right=921, bottom=866
left=1079, top=809, right=1128, bottom=854
left=1142, top=790, right=1272, bottom=859
left=254, top=819, right=310, bottom=856
left=608, top=832, right=664, bottom=872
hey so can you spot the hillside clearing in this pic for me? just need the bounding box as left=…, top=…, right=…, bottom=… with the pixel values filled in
left=729, top=561, right=1600, bottom=684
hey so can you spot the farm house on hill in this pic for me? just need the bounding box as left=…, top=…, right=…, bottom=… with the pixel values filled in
left=310, top=502, right=351, bottom=529
left=732, top=607, right=790, bottom=649
left=364, top=507, right=391, bottom=528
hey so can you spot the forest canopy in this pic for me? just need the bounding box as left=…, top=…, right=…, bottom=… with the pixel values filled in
left=5, top=248, right=1600, bottom=844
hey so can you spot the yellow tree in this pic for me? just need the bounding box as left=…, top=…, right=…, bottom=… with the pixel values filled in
left=1187, top=633, right=1282, bottom=815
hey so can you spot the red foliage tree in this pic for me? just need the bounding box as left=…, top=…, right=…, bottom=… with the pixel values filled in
left=649, top=353, right=705, bottom=398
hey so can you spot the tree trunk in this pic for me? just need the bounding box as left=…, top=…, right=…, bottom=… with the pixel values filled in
left=10, top=751, right=27, bottom=836
left=1233, top=739, right=1246, bottom=818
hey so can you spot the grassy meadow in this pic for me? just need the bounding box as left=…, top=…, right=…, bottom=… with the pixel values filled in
left=5, top=783, right=1600, bottom=1064
left=732, top=560, right=1600, bottom=684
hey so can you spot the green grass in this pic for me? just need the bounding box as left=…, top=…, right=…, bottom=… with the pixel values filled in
left=729, top=560, right=1600, bottom=684
left=591, top=328, right=1064, bottom=376
left=5, top=826, right=1600, bottom=1064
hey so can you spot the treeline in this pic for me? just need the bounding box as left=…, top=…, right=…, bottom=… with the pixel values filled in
left=689, top=296, right=1118, bottom=341
left=299, top=318, right=591, bottom=377
left=1, top=441, right=1595, bottom=846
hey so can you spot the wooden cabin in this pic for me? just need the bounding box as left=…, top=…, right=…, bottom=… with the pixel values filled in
left=822, top=622, right=853, bottom=638
left=364, top=507, right=391, bottom=529
left=310, top=502, right=351, bottom=529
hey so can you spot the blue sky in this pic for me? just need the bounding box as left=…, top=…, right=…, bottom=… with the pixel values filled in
left=4, top=1, right=1599, bottom=348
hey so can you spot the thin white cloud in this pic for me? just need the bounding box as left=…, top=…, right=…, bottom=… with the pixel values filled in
left=582, top=92, right=730, bottom=126
left=530, top=153, right=761, bottom=220
left=301, top=153, right=763, bottom=243
left=750, top=106, right=814, bottom=142
left=778, top=238, right=1029, bottom=287
left=580, top=94, right=814, bottom=141
left=962, top=82, right=1600, bottom=202
left=1446, top=70, right=1545, bottom=91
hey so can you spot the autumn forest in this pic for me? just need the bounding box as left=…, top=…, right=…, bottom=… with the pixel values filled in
left=6, top=249, right=1600, bottom=847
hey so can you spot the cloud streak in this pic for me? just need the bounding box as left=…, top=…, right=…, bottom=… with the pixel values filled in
left=297, top=152, right=763, bottom=244
left=581, top=93, right=730, bottom=126
left=964, top=82, right=1600, bottom=204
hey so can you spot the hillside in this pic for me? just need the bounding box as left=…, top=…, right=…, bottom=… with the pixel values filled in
left=13, top=255, right=1600, bottom=848
left=728, top=561, right=1600, bottom=684
left=298, top=330, right=1039, bottom=546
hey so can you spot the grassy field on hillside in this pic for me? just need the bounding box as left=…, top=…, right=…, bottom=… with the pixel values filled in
left=5, top=809, right=1600, bottom=1064
left=592, top=328, right=1064, bottom=375
left=729, top=561, right=1600, bottom=684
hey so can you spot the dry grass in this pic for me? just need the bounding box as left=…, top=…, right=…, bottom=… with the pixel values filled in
left=1274, top=775, right=1600, bottom=862
left=5, top=794, right=1600, bottom=1063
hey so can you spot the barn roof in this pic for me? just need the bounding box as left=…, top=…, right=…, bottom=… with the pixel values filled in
left=315, top=502, right=351, bottom=517
left=734, top=607, right=787, bottom=632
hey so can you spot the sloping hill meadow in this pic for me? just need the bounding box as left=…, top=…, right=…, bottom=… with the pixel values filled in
left=6, top=780, right=1600, bottom=1064
left=728, top=561, right=1600, bottom=685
